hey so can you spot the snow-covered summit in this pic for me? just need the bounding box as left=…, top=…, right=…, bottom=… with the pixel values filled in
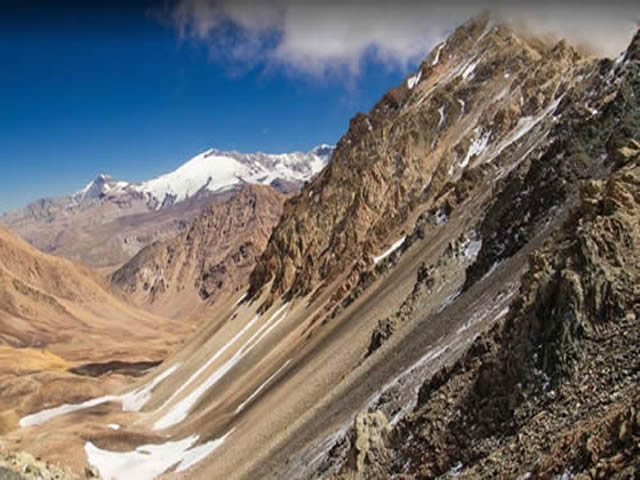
left=70, top=145, right=333, bottom=211
left=133, top=145, right=334, bottom=209
left=72, top=174, right=131, bottom=203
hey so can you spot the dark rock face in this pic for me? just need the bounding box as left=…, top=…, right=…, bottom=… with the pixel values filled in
left=329, top=27, right=640, bottom=479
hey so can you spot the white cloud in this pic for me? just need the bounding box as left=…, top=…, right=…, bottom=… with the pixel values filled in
left=166, top=1, right=640, bottom=78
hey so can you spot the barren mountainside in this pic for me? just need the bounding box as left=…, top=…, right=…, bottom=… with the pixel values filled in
left=0, top=227, right=188, bottom=431
left=1, top=15, right=639, bottom=480
left=249, top=15, right=600, bottom=306
left=111, top=185, right=286, bottom=320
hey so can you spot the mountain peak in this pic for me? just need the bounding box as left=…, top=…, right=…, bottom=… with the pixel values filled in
left=133, top=146, right=333, bottom=209
left=248, top=13, right=595, bottom=305
left=623, top=27, right=640, bottom=62
left=72, top=174, right=129, bottom=203
left=311, top=144, right=335, bottom=158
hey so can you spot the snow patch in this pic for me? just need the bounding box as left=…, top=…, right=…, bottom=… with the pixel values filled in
left=432, top=43, right=445, bottom=66
left=84, top=429, right=233, bottom=480
left=450, top=129, right=491, bottom=175
left=233, top=292, right=248, bottom=307
left=176, top=430, right=234, bottom=473
left=461, top=56, right=481, bottom=81
left=406, top=70, right=422, bottom=90
left=154, top=304, right=290, bottom=430
left=19, top=364, right=180, bottom=428
left=487, top=95, right=564, bottom=165
left=121, top=364, right=181, bottom=412
left=437, top=106, right=446, bottom=130
left=235, top=359, right=292, bottom=414
left=20, top=396, right=117, bottom=428
left=438, top=289, right=462, bottom=313
left=464, top=238, right=482, bottom=260
left=107, top=424, right=120, bottom=430
left=154, top=314, right=263, bottom=419
left=462, top=130, right=491, bottom=169
left=435, top=208, right=448, bottom=225
left=373, top=236, right=406, bottom=264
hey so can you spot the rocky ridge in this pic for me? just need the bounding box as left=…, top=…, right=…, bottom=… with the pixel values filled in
left=110, top=184, right=286, bottom=319
left=325, top=26, right=640, bottom=480
left=248, top=15, right=599, bottom=309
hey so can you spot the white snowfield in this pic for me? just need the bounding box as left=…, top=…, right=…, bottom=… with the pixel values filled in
left=72, top=145, right=334, bottom=210
left=84, top=429, right=234, bottom=480
left=19, top=364, right=180, bottom=428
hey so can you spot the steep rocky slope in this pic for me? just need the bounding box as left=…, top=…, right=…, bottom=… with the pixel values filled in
left=0, top=146, right=331, bottom=270
left=322, top=27, right=640, bottom=480
left=331, top=143, right=640, bottom=480
left=248, top=15, right=599, bottom=307
left=111, top=185, right=285, bottom=319
left=3, top=17, right=638, bottom=480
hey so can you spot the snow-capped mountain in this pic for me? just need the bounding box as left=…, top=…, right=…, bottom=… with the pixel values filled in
left=133, top=145, right=333, bottom=209
left=72, top=174, right=131, bottom=203
left=71, top=145, right=334, bottom=210
left=0, top=145, right=333, bottom=268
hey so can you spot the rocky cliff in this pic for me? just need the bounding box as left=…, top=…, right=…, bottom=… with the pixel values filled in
left=326, top=26, right=640, bottom=480
left=248, top=15, right=598, bottom=307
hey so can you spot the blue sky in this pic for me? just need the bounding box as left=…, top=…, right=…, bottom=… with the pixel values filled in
left=0, top=4, right=424, bottom=213
left=2, top=2, right=636, bottom=214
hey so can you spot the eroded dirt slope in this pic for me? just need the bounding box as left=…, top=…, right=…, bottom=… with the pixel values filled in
left=0, top=226, right=188, bottom=427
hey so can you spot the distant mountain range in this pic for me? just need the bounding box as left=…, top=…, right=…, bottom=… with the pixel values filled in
left=71, top=144, right=333, bottom=209
left=0, top=145, right=333, bottom=269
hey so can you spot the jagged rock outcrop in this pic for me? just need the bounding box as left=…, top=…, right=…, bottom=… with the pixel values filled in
left=110, top=185, right=285, bottom=319
left=349, top=411, right=391, bottom=478
left=330, top=26, right=640, bottom=477
left=248, top=15, right=598, bottom=307
left=0, top=449, right=89, bottom=480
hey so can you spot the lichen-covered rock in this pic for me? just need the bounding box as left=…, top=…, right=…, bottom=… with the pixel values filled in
left=0, top=450, right=83, bottom=480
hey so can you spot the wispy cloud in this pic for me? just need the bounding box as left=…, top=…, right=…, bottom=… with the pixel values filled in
left=162, top=1, right=640, bottom=78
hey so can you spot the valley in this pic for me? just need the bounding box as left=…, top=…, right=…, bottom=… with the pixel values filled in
left=0, top=10, right=638, bottom=480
